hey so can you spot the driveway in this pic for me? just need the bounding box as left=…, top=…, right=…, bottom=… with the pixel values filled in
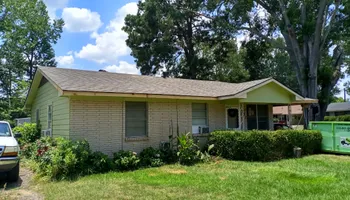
left=0, top=167, right=42, bottom=200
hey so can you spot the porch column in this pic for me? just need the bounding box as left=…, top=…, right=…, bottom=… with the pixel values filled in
left=287, top=104, right=292, bottom=126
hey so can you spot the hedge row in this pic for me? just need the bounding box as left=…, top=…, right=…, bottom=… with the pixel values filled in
left=324, top=115, right=350, bottom=121
left=209, top=130, right=322, bottom=161
left=22, top=137, right=178, bottom=180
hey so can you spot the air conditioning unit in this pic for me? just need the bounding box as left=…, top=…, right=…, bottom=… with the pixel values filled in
left=199, top=126, right=210, bottom=134
left=41, top=129, right=52, bottom=137
left=159, top=141, right=170, bottom=150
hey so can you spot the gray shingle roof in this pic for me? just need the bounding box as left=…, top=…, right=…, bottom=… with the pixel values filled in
left=326, top=102, right=350, bottom=112
left=39, top=67, right=271, bottom=98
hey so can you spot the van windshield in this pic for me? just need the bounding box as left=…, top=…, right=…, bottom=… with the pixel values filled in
left=0, top=123, right=11, bottom=137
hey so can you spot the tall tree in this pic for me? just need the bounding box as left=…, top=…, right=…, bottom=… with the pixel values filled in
left=241, top=39, right=299, bottom=93
left=3, top=0, right=64, bottom=80
left=0, top=0, right=64, bottom=125
left=208, top=0, right=350, bottom=122
left=123, top=0, right=237, bottom=79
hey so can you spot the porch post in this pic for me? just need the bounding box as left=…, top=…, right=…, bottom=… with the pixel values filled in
left=239, top=103, right=246, bottom=130
left=287, top=104, right=292, bottom=126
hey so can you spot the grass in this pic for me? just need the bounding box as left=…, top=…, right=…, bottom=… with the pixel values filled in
left=22, top=154, right=350, bottom=200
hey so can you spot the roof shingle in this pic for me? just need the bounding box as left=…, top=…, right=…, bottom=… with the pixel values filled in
left=39, top=67, right=272, bottom=98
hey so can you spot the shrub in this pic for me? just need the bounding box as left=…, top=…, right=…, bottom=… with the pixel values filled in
left=177, top=133, right=200, bottom=165
left=139, top=147, right=164, bottom=167
left=33, top=137, right=91, bottom=180
left=324, top=116, right=338, bottom=121
left=13, top=123, right=40, bottom=145
left=209, top=130, right=322, bottom=161
left=113, top=150, right=140, bottom=171
left=87, top=151, right=114, bottom=174
left=324, top=115, right=350, bottom=121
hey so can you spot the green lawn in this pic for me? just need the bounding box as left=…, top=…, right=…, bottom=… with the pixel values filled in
left=25, top=154, right=350, bottom=200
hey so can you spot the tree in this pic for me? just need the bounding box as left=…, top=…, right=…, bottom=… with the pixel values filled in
left=2, top=0, right=64, bottom=80
left=123, top=0, right=238, bottom=80
left=208, top=0, right=350, bottom=122
left=0, top=0, right=64, bottom=125
left=240, top=38, right=299, bottom=93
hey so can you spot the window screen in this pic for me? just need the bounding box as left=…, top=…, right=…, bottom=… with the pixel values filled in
left=192, top=103, right=207, bottom=125
left=125, top=102, right=148, bottom=137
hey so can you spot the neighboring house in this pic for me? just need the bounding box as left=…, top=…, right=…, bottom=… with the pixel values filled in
left=273, top=105, right=304, bottom=125
left=326, top=102, right=350, bottom=116
left=25, top=67, right=317, bottom=155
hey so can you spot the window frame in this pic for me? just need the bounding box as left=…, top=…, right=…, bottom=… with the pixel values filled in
left=125, top=101, right=148, bottom=138
left=192, top=103, right=208, bottom=126
left=47, top=105, right=53, bottom=130
left=225, top=106, right=240, bottom=129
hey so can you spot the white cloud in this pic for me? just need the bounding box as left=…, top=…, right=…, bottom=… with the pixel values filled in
left=104, top=61, right=139, bottom=75
left=56, top=54, right=74, bottom=68
left=75, top=2, right=138, bottom=64
left=43, top=0, right=69, bottom=19
left=62, top=8, right=102, bottom=32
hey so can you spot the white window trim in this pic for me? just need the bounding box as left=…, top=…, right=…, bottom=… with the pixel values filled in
left=47, top=105, right=52, bottom=130
left=225, top=105, right=241, bottom=130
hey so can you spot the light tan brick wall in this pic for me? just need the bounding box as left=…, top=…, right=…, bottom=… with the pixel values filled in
left=70, top=99, right=225, bottom=154
left=208, top=103, right=226, bottom=131
left=70, top=100, right=123, bottom=156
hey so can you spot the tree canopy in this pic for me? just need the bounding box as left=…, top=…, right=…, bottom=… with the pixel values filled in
left=207, top=0, right=350, bottom=120
left=0, top=0, right=63, bottom=125
left=123, top=0, right=249, bottom=80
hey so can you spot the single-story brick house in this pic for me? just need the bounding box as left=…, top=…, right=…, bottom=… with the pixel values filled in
left=25, top=67, right=317, bottom=155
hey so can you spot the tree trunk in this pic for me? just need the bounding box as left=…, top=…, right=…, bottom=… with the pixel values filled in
left=318, top=102, right=328, bottom=121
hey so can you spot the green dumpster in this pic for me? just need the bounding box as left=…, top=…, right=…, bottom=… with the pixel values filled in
left=310, top=121, right=350, bottom=154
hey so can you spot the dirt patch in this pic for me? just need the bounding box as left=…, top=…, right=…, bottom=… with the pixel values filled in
left=0, top=167, right=43, bottom=200
left=164, top=169, right=187, bottom=175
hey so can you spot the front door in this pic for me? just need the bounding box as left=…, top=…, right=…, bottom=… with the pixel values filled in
left=226, top=108, right=239, bottom=129
left=247, top=104, right=269, bottom=130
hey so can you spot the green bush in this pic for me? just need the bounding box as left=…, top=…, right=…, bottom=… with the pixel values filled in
left=113, top=150, right=140, bottom=171
left=87, top=151, right=114, bottom=174
left=139, top=147, right=164, bottom=167
left=13, top=123, right=41, bottom=145
left=32, top=137, right=91, bottom=180
left=209, top=130, right=322, bottom=161
left=177, top=133, right=201, bottom=165
left=324, top=115, right=350, bottom=121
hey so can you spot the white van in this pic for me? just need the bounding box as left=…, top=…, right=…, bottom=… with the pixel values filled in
left=0, top=121, right=20, bottom=182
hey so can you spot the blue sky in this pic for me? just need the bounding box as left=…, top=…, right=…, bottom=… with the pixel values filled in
left=43, top=0, right=347, bottom=97
left=43, top=0, right=140, bottom=74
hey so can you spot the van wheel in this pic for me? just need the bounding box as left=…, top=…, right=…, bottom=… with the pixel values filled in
left=7, top=162, right=19, bottom=182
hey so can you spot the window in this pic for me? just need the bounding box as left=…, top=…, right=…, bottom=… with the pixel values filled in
left=227, top=108, right=239, bottom=129
left=192, top=103, right=207, bottom=125
left=0, top=123, right=10, bottom=137
left=47, top=105, right=52, bottom=129
left=125, top=102, right=148, bottom=137
left=36, top=109, right=40, bottom=124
